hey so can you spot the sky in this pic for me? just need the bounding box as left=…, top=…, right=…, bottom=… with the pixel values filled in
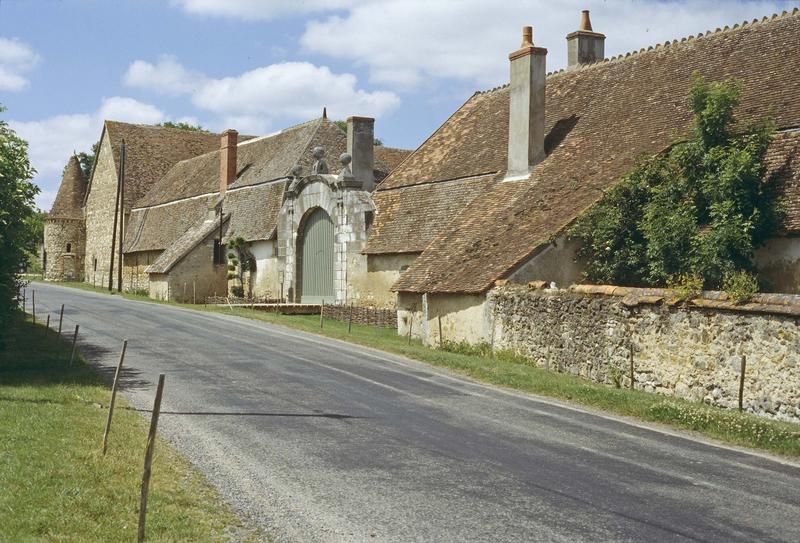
left=1, top=0, right=797, bottom=210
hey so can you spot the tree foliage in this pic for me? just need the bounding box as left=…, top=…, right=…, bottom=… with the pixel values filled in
left=569, top=75, right=778, bottom=292
left=76, top=140, right=100, bottom=181
left=0, top=105, right=39, bottom=330
left=226, top=236, right=254, bottom=296
left=157, top=121, right=210, bottom=133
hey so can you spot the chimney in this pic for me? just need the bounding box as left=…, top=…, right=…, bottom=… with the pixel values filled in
left=506, top=26, right=547, bottom=180
left=566, top=10, right=605, bottom=69
left=219, top=129, right=238, bottom=196
left=347, top=116, right=375, bottom=191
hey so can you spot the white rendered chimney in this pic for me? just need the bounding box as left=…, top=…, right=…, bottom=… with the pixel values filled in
left=506, top=26, right=547, bottom=180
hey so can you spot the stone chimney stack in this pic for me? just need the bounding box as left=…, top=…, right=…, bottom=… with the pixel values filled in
left=566, top=10, right=605, bottom=69
left=506, top=26, right=547, bottom=180
left=219, top=129, right=238, bottom=196
left=347, top=116, right=375, bottom=191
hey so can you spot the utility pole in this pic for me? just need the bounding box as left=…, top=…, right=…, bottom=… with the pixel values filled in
left=109, top=140, right=125, bottom=291
left=117, top=140, right=126, bottom=292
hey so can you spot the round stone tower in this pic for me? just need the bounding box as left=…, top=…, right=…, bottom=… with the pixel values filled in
left=44, top=155, right=87, bottom=281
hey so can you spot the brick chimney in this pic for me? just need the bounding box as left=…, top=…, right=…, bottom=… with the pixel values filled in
left=347, top=116, right=375, bottom=191
left=506, top=26, right=547, bottom=180
left=566, top=10, right=605, bottom=69
left=219, top=129, right=238, bottom=196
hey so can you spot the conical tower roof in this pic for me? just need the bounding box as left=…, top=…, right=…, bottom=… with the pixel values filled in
left=48, top=155, right=87, bottom=219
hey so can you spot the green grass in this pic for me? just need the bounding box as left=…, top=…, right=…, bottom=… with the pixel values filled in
left=38, top=279, right=800, bottom=458
left=0, top=315, right=263, bottom=542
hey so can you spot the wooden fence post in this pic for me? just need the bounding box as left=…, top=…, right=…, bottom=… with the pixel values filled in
left=102, top=339, right=128, bottom=455
left=58, top=304, right=65, bottom=336
left=183, top=282, right=186, bottom=303
left=490, top=315, right=496, bottom=359
left=138, top=373, right=165, bottom=543
left=320, top=300, right=325, bottom=329
left=437, top=314, right=443, bottom=348
left=193, top=281, right=196, bottom=305
left=407, top=317, right=413, bottom=345
left=629, top=341, right=635, bottom=390
left=348, top=303, right=353, bottom=334
left=32, top=290, right=36, bottom=323
left=45, top=314, right=50, bottom=337
left=738, top=354, right=747, bottom=411
left=69, top=324, right=80, bottom=366
left=22, top=289, right=26, bottom=319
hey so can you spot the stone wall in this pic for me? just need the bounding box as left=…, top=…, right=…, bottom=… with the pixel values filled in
left=148, top=233, right=227, bottom=302
left=490, top=284, right=800, bottom=423
left=322, top=303, right=397, bottom=328
left=83, top=131, right=120, bottom=283
left=122, top=250, right=161, bottom=292
left=43, top=218, right=85, bottom=281
left=349, top=253, right=419, bottom=308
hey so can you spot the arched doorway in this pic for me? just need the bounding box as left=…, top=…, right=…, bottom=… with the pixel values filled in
left=298, top=207, right=334, bottom=304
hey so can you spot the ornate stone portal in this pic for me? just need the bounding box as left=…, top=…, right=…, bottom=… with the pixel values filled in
left=278, top=149, right=374, bottom=303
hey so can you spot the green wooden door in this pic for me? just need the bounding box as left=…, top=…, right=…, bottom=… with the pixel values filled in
left=300, top=208, right=335, bottom=304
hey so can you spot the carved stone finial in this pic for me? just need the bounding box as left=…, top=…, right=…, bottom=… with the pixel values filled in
left=338, top=152, right=354, bottom=183
left=290, top=164, right=303, bottom=178
left=311, top=146, right=328, bottom=174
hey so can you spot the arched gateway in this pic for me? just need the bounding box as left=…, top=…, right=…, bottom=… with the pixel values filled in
left=298, top=207, right=335, bottom=303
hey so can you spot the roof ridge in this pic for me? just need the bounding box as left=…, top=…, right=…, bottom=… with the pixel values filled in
left=473, top=7, right=800, bottom=95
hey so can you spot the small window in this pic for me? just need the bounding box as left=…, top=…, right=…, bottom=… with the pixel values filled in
left=364, top=211, right=374, bottom=232
left=400, top=265, right=410, bottom=272
left=213, top=240, right=226, bottom=266
left=66, top=243, right=72, bottom=253
left=93, top=257, right=97, bottom=271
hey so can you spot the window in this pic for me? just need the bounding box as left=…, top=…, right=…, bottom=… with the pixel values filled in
left=364, top=211, right=374, bottom=232
left=66, top=243, right=72, bottom=253
left=213, top=240, right=226, bottom=266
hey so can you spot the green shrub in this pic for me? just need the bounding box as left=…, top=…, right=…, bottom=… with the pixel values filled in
left=723, top=270, right=759, bottom=303
left=667, top=273, right=704, bottom=301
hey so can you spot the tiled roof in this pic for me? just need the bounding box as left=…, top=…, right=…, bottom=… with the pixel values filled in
left=365, top=175, right=495, bottom=254
left=48, top=155, right=87, bottom=220
left=768, top=130, right=800, bottom=233
left=224, top=181, right=288, bottom=241
left=102, top=121, right=220, bottom=210
left=126, top=117, right=409, bottom=252
left=391, top=10, right=800, bottom=293
left=373, top=146, right=413, bottom=182
left=125, top=197, right=212, bottom=253
left=146, top=214, right=229, bottom=274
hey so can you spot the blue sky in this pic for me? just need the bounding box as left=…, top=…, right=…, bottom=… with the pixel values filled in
left=1, top=0, right=796, bottom=209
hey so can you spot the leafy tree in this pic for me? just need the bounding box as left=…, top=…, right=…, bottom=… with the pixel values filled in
left=569, top=75, right=778, bottom=292
left=0, top=105, right=39, bottom=332
left=226, top=236, right=254, bottom=297
left=158, top=121, right=209, bottom=133
left=76, top=140, right=99, bottom=180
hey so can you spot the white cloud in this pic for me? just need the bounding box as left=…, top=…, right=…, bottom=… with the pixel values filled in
left=124, top=58, right=400, bottom=131
left=10, top=97, right=167, bottom=210
left=300, top=0, right=798, bottom=88
left=171, top=0, right=356, bottom=20
left=0, top=37, right=40, bottom=91
left=123, top=55, right=207, bottom=95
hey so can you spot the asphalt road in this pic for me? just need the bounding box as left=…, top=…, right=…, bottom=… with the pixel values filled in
left=27, top=283, right=800, bottom=542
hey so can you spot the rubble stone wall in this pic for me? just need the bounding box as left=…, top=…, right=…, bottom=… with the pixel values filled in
left=490, top=284, right=800, bottom=423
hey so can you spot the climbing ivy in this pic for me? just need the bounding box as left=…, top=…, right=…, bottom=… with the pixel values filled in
left=569, top=74, right=780, bottom=291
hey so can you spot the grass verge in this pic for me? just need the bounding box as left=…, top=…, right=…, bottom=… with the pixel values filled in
left=0, top=315, right=262, bottom=542
left=38, top=279, right=800, bottom=458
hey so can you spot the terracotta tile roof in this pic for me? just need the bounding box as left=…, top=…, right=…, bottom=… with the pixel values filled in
left=125, top=197, right=212, bottom=253
left=48, top=155, right=87, bottom=220
left=126, top=118, right=408, bottom=252
left=102, top=121, right=221, bottom=210
left=365, top=174, right=495, bottom=254
left=146, top=214, right=229, bottom=274
left=373, top=146, right=413, bottom=182
left=391, top=11, right=800, bottom=293
left=225, top=181, right=288, bottom=241
left=767, top=129, right=800, bottom=232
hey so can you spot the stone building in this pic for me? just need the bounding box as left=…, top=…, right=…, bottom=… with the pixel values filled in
left=81, top=121, right=220, bottom=287
left=365, top=10, right=800, bottom=345
left=121, top=115, right=409, bottom=302
left=43, top=155, right=87, bottom=280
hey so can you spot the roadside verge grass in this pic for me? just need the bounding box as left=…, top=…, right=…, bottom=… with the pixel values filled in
left=0, top=315, right=261, bottom=542
left=39, top=280, right=800, bottom=458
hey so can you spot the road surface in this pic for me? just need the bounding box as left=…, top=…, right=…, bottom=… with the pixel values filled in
left=27, top=283, right=800, bottom=542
